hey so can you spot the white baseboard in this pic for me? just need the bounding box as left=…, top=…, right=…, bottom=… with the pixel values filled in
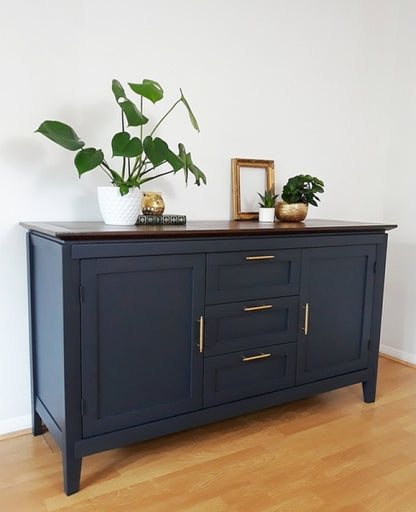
left=0, top=414, right=31, bottom=436
left=380, top=344, right=416, bottom=366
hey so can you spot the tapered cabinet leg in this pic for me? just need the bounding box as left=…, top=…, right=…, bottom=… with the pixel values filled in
left=32, top=410, right=43, bottom=436
left=63, top=453, right=82, bottom=496
left=362, top=379, right=376, bottom=403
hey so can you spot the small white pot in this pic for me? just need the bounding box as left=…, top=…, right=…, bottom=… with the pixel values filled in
left=97, top=186, right=141, bottom=225
left=258, top=207, right=275, bottom=223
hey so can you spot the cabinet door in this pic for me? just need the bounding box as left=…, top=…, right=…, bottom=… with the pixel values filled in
left=80, top=254, right=205, bottom=437
left=296, top=245, right=376, bottom=384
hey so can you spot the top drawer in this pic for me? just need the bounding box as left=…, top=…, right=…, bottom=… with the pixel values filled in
left=206, top=249, right=301, bottom=304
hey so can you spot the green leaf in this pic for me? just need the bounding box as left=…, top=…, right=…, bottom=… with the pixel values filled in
left=112, top=132, right=143, bottom=157
left=177, top=144, right=206, bottom=185
left=119, top=99, right=148, bottom=126
left=110, top=170, right=138, bottom=195
left=36, top=120, right=85, bottom=150
left=128, top=79, right=164, bottom=103
left=125, top=176, right=140, bottom=188
left=110, top=170, right=123, bottom=186
left=185, top=152, right=206, bottom=185
left=111, top=79, right=127, bottom=102
left=188, top=159, right=206, bottom=185
left=119, top=183, right=130, bottom=196
left=74, top=148, right=104, bottom=176
left=143, top=136, right=169, bottom=167
left=165, top=147, right=184, bottom=171
left=178, top=143, right=188, bottom=183
left=180, top=89, right=200, bottom=132
left=143, top=137, right=183, bottom=171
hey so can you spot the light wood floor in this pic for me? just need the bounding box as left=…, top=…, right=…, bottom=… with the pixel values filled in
left=1, top=356, right=416, bottom=512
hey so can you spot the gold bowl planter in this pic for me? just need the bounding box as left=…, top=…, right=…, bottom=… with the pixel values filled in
left=275, top=201, right=308, bottom=222
left=141, top=192, right=165, bottom=215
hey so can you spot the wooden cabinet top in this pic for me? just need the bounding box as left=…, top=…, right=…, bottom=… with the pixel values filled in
left=20, top=219, right=397, bottom=241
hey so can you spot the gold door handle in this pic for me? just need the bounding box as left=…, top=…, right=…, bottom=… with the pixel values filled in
left=245, top=255, right=275, bottom=261
left=198, top=316, right=204, bottom=353
left=242, top=353, right=272, bottom=362
left=243, top=304, right=273, bottom=312
left=301, top=303, right=309, bottom=335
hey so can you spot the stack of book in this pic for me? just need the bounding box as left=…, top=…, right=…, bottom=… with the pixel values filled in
left=136, top=214, right=187, bottom=225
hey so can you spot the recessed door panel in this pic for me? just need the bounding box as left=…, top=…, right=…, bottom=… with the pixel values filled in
left=297, top=245, right=376, bottom=384
left=80, top=254, right=205, bottom=437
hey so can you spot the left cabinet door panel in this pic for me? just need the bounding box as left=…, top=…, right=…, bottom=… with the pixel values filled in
left=80, top=254, right=205, bottom=437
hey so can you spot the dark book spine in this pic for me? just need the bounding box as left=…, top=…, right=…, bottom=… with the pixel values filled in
left=136, top=215, right=187, bottom=225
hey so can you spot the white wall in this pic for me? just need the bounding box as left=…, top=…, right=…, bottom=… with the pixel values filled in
left=380, top=0, right=416, bottom=363
left=0, top=0, right=414, bottom=434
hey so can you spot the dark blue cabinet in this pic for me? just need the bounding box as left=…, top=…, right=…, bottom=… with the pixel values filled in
left=296, top=245, right=376, bottom=384
left=22, top=220, right=395, bottom=495
left=80, top=254, right=205, bottom=437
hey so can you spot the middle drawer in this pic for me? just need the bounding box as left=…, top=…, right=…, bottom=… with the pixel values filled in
left=204, top=296, right=299, bottom=356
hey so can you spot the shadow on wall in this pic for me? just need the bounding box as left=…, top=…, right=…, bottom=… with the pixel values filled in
left=381, top=241, right=416, bottom=364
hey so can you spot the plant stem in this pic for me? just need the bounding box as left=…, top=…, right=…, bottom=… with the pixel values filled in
left=137, top=168, right=175, bottom=186
left=122, top=157, right=126, bottom=180
left=132, top=96, right=145, bottom=175
left=139, top=165, right=163, bottom=176
left=99, top=163, right=114, bottom=181
left=121, top=111, right=126, bottom=180
left=150, top=98, right=181, bottom=137
left=140, top=96, right=143, bottom=142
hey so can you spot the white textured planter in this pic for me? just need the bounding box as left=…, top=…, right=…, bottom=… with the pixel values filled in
left=258, top=207, right=275, bottom=223
left=97, top=186, right=141, bottom=225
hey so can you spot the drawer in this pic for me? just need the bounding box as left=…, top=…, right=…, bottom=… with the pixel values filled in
left=203, top=343, right=296, bottom=407
left=206, top=249, right=300, bottom=304
left=204, top=296, right=299, bottom=356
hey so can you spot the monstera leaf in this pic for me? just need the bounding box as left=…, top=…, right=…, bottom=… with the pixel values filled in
left=36, top=121, right=84, bottom=150
left=112, top=132, right=143, bottom=158
left=74, top=148, right=104, bottom=176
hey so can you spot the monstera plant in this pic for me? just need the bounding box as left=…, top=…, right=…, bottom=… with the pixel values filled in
left=36, top=78, right=206, bottom=196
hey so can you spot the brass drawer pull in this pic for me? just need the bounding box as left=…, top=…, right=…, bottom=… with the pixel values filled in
left=242, top=353, right=272, bottom=362
left=198, top=316, right=204, bottom=353
left=243, top=304, right=273, bottom=312
left=301, top=303, right=309, bottom=335
left=245, top=255, right=275, bottom=261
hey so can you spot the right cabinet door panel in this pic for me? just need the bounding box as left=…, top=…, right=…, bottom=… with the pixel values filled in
left=296, top=245, right=376, bottom=384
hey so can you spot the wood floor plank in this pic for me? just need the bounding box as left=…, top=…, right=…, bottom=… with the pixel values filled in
left=1, top=357, right=416, bottom=511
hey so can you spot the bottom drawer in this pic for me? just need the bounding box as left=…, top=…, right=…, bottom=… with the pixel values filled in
left=203, top=343, right=296, bottom=407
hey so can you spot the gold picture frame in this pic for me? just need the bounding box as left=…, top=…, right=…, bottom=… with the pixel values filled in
left=231, top=158, right=275, bottom=220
